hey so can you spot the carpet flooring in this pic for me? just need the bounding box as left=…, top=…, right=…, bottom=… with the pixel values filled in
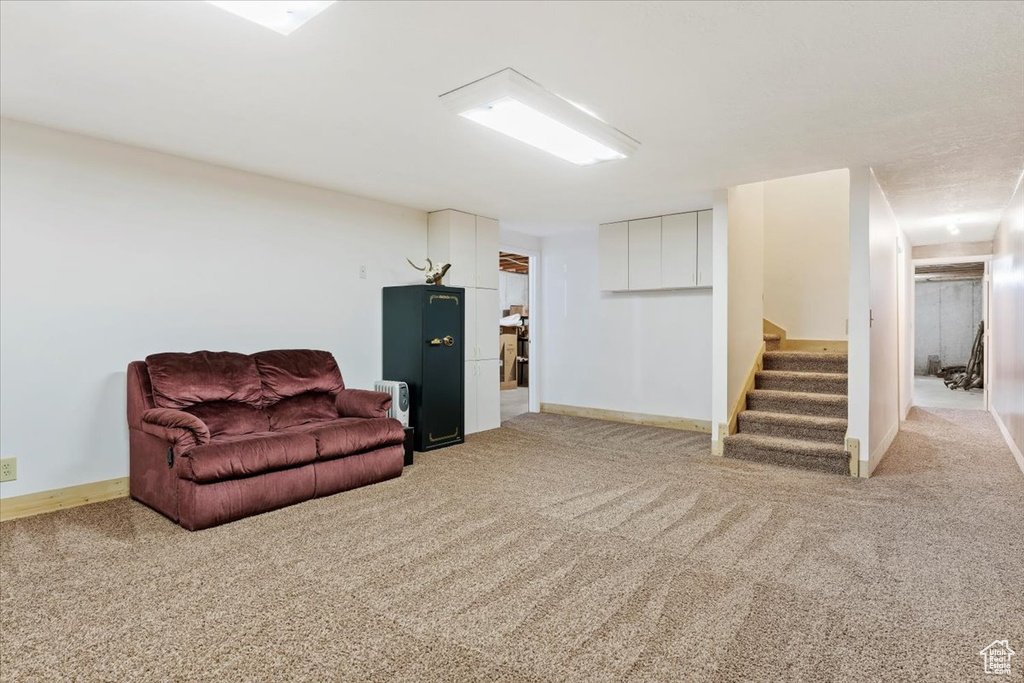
left=2, top=407, right=1023, bottom=682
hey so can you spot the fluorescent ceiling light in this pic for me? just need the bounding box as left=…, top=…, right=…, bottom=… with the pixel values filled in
left=205, top=1, right=335, bottom=35
left=440, top=68, right=639, bottom=166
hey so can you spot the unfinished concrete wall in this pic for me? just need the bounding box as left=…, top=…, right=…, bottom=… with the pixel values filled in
left=914, top=279, right=984, bottom=374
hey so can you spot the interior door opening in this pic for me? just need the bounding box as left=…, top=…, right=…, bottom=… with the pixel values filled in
left=498, top=250, right=531, bottom=423
left=911, top=259, right=988, bottom=410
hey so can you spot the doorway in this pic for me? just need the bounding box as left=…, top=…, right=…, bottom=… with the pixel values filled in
left=498, top=250, right=531, bottom=422
left=912, top=260, right=988, bottom=410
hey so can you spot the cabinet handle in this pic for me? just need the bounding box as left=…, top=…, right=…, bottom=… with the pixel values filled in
left=429, top=338, right=441, bottom=346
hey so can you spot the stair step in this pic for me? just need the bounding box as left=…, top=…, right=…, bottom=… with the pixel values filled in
left=747, top=389, right=847, bottom=419
left=763, top=350, right=847, bottom=374
left=756, top=370, right=847, bottom=395
left=763, top=333, right=781, bottom=351
left=737, top=411, right=847, bottom=445
left=723, top=433, right=850, bottom=475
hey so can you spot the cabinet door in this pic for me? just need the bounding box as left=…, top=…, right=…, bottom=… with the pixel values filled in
left=464, top=361, right=478, bottom=435
left=598, top=222, right=629, bottom=291
left=475, top=216, right=499, bottom=290
left=476, top=358, right=500, bottom=432
left=661, top=212, right=697, bottom=288
left=463, top=288, right=477, bottom=360
left=446, top=211, right=477, bottom=288
left=628, top=217, right=662, bottom=290
left=697, top=210, right=713, bottom=287
left=476, top=287, right=500, bottom=360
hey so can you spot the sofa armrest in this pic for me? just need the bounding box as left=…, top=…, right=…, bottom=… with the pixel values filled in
left=140, top=408, right=211, bottom=452
left=336, top=389, right=392, bottom=419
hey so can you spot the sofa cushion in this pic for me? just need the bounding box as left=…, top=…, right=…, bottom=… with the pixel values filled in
left=265, top=392, right=337, bottom=431
left=285, top=417, right=404, bottom=460
left=253, top=350, right=345, bottom=405
left=184, top=401, right=270, bottom=438
left=179, top=431, right=318, bottom=483
left=147, top=351, right=263, bottom=410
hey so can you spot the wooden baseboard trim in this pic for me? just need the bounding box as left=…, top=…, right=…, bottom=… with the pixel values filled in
left=0, top=477, right=128, bottom=522
left=539, top=403, right=711, bottom=433
left=727, top=342, right=766, bottom=436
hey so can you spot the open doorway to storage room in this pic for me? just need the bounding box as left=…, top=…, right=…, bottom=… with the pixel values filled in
left=499, top=251, right=530, bottom=422
left=913, top=261, right=988, bottom=410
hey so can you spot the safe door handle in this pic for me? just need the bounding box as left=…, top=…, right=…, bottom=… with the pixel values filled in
left=428, top=335, right=456, bottom=347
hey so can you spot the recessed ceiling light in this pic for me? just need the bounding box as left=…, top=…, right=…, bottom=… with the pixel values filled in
left=440, top=68, right=639, bottom=166
left=205, top=1, right=336, bottom=36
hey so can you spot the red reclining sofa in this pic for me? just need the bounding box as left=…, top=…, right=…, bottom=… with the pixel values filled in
left=127, top=349, right=404, bottom=530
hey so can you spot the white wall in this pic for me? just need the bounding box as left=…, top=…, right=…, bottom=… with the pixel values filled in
left=0, top=119, right=428, bottom=498
left=913, top=279, right=985, bottom=374
left=763, top=169, right=849, bottom=340
left=726, top=182, right=765, bottom=422
left=499, top=271, right=528, bottom=311
left=848, top=168, right=901, bottom=476
left=990, top=177, right=1024, bottom=470
left=898, top=230, right=914, bottom=420
left=540, top=230, right=712, bottom=421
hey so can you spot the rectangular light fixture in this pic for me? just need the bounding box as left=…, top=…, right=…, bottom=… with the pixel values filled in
left=440, top=68, right=639, bottom=166
left=205, top=1, right=336, bottom=36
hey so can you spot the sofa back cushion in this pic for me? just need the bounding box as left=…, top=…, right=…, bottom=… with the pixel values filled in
left=146, top=351, right=263, bottom=410
left=265, top=392, right=338, bottom=430
left=253, top=350, right=344, bottom=404
left=184, top=401, right=270, bottom=438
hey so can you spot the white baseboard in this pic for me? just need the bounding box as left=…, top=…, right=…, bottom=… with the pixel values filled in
left=861, top=421, right=899, bottom=478
left=991, top=406, right=1024, bottom=476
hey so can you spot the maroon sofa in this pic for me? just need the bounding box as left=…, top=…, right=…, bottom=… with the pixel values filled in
left=127, top=349, right=405, bottom=530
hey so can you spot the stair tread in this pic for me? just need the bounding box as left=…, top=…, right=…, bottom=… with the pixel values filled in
left=764, top=350, right=847, bottom=361
left=739, top=411, right=847, bottom=430
left=748, top=389, right=847, bottom=403
left=757, top=370, right=848, bottom=380
left=724, top=433, right=847, bottom=459
left=763, top=333, right=781, bottom=341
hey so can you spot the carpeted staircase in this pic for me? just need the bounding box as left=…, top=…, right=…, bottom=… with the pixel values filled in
left=724, top=334, right=850, bottom=475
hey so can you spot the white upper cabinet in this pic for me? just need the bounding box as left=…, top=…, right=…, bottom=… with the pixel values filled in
left=661, top=212, right=698, bottom=288
left=428, top=210, right=499, bottom=290
left=628, top=217, right=662, bottom=290
left=697, top=210, right=713, bottom=287
left=475, top=216, right=499, bottom=289
left=598, top=210, right=712, bottom=292
left=428, top=209, right=477, bottom=288
left=598, top=221, right=629, bottom=291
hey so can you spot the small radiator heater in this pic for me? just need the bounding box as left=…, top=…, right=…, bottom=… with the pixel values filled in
left=374, top=380, right=410, bottom=427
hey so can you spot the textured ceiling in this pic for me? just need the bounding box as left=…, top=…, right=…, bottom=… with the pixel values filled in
left=1, top=1, right=1022, bottom=242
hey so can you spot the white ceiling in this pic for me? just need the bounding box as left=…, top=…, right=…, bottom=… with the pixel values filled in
left=1, top=1, right=1022, bottom=243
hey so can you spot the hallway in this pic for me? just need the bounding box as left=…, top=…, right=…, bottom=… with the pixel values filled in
left=913, top=375, right=985, bottom=410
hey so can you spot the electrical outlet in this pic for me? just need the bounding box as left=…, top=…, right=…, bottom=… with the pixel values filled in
left=359, top=265, right=367, bottom=279
left=0, top=457, right=15, bottom=483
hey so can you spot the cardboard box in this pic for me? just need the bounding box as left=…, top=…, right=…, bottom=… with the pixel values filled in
left=500, top=333, right=517, bottom=385
left=509, top=305, right=528, bottom=317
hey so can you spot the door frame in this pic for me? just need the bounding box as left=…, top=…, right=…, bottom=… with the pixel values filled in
left=499, top=244, right=540, bottom=414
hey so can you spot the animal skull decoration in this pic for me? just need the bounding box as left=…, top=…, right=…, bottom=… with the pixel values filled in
left=407, top=257, right=452, bottom=286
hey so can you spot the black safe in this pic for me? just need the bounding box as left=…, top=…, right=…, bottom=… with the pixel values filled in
left=382, top=285, right=465, bottom=451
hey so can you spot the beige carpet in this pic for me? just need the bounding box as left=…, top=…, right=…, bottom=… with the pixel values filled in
left=2, top=407, right=1022, bottom=682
